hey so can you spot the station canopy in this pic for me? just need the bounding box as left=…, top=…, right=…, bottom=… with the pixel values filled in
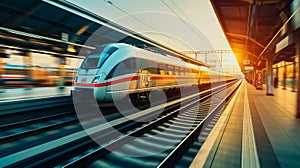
left=210, top=0, right=299, bottom=71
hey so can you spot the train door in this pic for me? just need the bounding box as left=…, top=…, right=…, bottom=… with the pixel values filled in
left=137, top=58, right=151, bottom=89
left=139, top=69, right=151, bottom=88
left=198, top=67, right=201, bottom=84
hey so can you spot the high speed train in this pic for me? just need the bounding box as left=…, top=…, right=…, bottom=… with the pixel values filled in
left=72, top=43, right=236, bottom=103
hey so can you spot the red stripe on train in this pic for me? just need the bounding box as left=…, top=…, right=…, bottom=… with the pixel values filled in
left=74, top=75, right=199, bottom=87
left=74, top=76, right=139, bottom=87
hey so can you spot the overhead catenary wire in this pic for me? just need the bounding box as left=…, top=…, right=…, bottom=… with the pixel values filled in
left=103, top=0, right=159, bottom=32
left=170, top=0, right=190, bottom=20
left=161, top=0, right=212, bottom=48
left=103, top=0, right=202, bottom=58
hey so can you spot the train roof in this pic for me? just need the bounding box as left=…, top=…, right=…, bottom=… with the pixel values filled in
left=98, top=43, right=207, bottom=68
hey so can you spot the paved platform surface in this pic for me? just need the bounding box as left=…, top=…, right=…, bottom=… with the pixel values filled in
left=0, top=86, right=72, bottom=102
left=191, top=81, right=300, bottom=168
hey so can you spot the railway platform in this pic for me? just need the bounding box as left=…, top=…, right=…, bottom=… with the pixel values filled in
left=191, top=81, right=300, bottom=168
left=0, top=86, right=72, bottom=102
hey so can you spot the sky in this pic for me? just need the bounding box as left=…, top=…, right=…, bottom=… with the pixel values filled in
left=66, top=0, right=241, bottom=74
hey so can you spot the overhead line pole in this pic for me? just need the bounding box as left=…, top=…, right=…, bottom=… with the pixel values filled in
left=181, top=50, right=231, bottom=67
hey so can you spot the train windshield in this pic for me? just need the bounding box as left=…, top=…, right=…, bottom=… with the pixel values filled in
left=81, top=46, right=118, bottom=69
left=81, top=54, right=100, bottom=69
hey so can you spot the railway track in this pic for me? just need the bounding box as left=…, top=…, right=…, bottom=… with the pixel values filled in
left=0, top=96, right=73, bottom=118
left=69, top=81, right=240, bottom=168
left=0, top=111, right=76, bottom=143
left=0, top=80, right=240, bottom=167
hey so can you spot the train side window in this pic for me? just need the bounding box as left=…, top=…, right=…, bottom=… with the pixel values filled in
left=179, top=67, right=182, bottom=75
left=189, top=69, right=194, bottom=76
left=145, top=67, right=158, bottom=74
left=185, top=68, right=189, bottom=76
left=192, top=68, right=198, bottom=74
left=168, top=64, right=174, bottom=75
left=106, top=58, right=136, bottom=79
left=182, top=68, right=188, bottom=76
left=146, top=60, right=159, bottom=74
left=174, top=66, right=179, bottom=75
left=140, top=69, right=149, bottom=74
left=179, top=67, right=185, bottom=76
left=158, top=63, right=168, bottom=75
left=124, top=58, right=137, bottom=72
left=138, top=58, right=148, bottom=70
left=108, top=63, right=125, bottom=78
left=159, top=69, right=166, bottom=75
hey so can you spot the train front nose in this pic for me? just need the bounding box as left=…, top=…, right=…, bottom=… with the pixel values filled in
left=72, top=72, right=107, bottom=101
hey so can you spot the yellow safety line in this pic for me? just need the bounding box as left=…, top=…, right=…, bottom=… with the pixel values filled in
left=242, top=83, right=260, bottom=168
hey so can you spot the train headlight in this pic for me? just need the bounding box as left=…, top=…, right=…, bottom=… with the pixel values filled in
left=92, top=76, right=101, bottom=83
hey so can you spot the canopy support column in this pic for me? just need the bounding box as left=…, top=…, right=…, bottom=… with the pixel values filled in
left=266, top=55, right=274, bottom=95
